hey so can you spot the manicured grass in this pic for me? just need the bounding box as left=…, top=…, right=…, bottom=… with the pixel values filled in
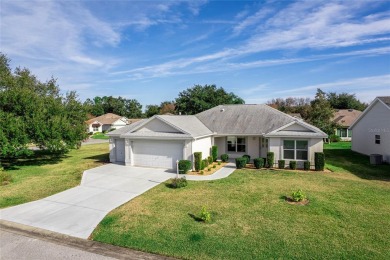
left=91, top=133, right=109, bottom=139
left=0, top=143, right=109, bottom=208
left=92, top=146, right=390, bottom=259
left=324, top=141, right=351, bottom=150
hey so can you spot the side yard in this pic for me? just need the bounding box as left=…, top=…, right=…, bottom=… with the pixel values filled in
left=0, top=143, right=109, bottom=208
left=92, top=143, right=390, bottom=259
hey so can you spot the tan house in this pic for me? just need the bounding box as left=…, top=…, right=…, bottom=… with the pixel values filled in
left=108, top=105, right=327, bottom=171
left=350, top=97, right=390, bottom=163
left=86, top=113, right=129, bottom=133
left=332, top=109, right=362, bottom=141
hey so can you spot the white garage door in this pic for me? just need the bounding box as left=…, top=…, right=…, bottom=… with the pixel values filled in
left=133, top=140, right=183, bottom=170
left=115, top=139, right=126, bottom=162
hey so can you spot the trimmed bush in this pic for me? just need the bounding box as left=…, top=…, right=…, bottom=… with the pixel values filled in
left=289, top=160, right=297, bottom=170
left=221, top=154, right=229, bottom=162
left=208, top=156, right=213, bottom=165
left=217, top=161, right=221, bottom=165
left=178, top=160, right=192, bottom=174
left=168, top=177, right=188, bottom=189
left=243, top=154, right=251, bottom=164
left=235, top=157, right=247, bottom=169
left=291, top=189, right=306, bottom=202
left=254, top=158, right=264, bottom=169
left=211, top=146, right=218, bottom=162
left=200, top=170, right=204, bottom=175
left=201, top=160, right=205, bottom=170
left=278, top=160, right=285, bottom=169
left=194, top=152, right=202, bottom=171
left=213, top=165, right=216, bottom=168
left=202, top=159, right=209, bottom=168
left=266, top=152, right=274, bottom=168
left=304, top=161, right=310, bottom=171
left=315, top=152, right=325, bottom=171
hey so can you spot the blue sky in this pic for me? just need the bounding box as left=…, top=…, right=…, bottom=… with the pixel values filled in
left=1, top=0, right=390, bottom=108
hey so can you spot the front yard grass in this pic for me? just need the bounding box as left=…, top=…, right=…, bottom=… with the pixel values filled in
left=0, top=143, right=109, bottom=208
left=91, top=133, right=109, bottom=139
left=92, top=144, right=390, bottom=259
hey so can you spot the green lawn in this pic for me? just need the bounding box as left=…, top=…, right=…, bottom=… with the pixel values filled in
left=0, top=143, right=109, bottom=208
left=91, top=133, right=109, bottom=139
left=92, top=145, right=390, bottom=259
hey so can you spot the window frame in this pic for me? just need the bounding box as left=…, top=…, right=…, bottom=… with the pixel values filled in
left=227, top=136, right=246, bottom=153
left=375, top=135, right=380, bottom=144
left=283, top=139, right=309, bottom=161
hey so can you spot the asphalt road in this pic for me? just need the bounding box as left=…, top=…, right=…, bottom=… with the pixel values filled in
left=0, top=229, right=114, bottom=260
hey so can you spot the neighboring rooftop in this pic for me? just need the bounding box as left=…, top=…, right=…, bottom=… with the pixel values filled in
left=86, top=113, right=126, bottom=125
left=378, top=96, right=390, bottom=107
left=332, top=109, right=363, bottom=127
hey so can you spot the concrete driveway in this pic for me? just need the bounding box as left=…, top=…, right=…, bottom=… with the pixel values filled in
left=0, top=164, right=175, bottom=239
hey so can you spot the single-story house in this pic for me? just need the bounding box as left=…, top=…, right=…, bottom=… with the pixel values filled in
left=108, top=104, right=327, bottom=171
left=86, top=113, right=129, bottom=133
left=350, top=96, right=390, bottom=163
left=332, top=109, right=362, bottom=141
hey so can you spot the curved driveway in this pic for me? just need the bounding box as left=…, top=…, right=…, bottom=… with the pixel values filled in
left=0, top=164, right=175, bottom=239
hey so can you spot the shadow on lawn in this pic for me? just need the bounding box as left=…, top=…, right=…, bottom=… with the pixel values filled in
left=324, top=147, right=390, bottom=181
left=83, top=153, right=110, bottom=163
left=2, top=150, right=66, bottom=170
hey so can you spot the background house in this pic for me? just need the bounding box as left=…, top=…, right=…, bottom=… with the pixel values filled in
left=350, top=96, right=390, bottom=163
left=332, top=109, right=362, bottom=141
left=108, top=104, right=327, bottom=171
left=86, top=113, right=129, bottom=133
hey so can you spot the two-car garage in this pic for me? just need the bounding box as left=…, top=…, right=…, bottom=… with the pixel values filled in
left=115, top=139, right=184, bottom=170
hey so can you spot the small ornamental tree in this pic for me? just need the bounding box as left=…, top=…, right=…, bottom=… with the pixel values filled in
left=315, top=152, right=325, bottom=171
left=194, top=152, right=202, bottom=171
left=266, top=152, right=274, bottom=168
left=211, top=146, right=218, bottom=162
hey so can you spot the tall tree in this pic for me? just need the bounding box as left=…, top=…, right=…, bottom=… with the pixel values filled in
left=0, top=53, right=87, bottom=166
left=160, top=101, right=176, bottom=114
left=145, top=105, right=160, bottom=118
left=326, top=92, right=367, bottom=111
left=175, top=84, right=244, bottom=115
left=308, top=89, right=338, bottom=135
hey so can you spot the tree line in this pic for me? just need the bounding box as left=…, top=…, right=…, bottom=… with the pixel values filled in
left=0, top=53, right=368, bottom=165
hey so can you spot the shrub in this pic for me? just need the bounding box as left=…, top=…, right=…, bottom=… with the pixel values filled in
left=235, top=157, right=247, bottom=169
left=217, top=161, right=221, bottom=165
left=0, top=169, right=12, bottom=186
left=254, top=158, right=264, bottom=169
left=315, top=152, right=325, bottom=171
left=243, top=154, right=251, bottom=164
left=200, top=170, right=204, bottom=175
left=221, top=154, right=229, bottom=162
left=207, top=167, right=211, bottom=171
left=278, top=160, right=285, bottom=169
left=199, top=206, right=211, bottom=222
left=201, top=160, right=205, bottom=170
left=213, top=165, right=216, bottom=168
left=330, top=134, right=341, bottom=142
left=289, top=160, right=297, bottom=170
left=89, top=131, right=93, bottom=135
left=266, top=152, right=274, bottom=168
left=102, top=130, right=108, bottom=134
left=291, top=189, right=306, bottom=202
left=208, top=156, right=213, bottom=165
left=178, top=160, right=192, bottom=174
left=194, top=152, right=202, bottom=171
left=168, top=177, right=188, bottom=189
left=108, top=128, right=116, bottom=132
left=304, top=161, right=310, bottom=171
left=211, top=146, right=218, bottom=162
left=202, top=159, right=209, bottom=168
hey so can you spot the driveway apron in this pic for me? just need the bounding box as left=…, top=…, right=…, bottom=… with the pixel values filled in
left=0, top=164, right=174, bottom=239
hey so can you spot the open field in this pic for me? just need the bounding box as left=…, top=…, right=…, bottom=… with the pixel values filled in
left=0, top=143, right=109, bottom=208
left=92, top=144, right=390, bottom=259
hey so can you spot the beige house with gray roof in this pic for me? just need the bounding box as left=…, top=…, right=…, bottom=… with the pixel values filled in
left=108, top=104, right=327, bottom=170
left=350, top=96, right=390, bottom=163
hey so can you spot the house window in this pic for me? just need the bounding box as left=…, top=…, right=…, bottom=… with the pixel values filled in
left=347, top=129, right=352, bottom=137
left=337, top=128, right=348, bottom=137
left=283, top=140, right=308, bottom=160
left=227, top=136, right=246, bottom=152
left=375, top=135, right=380, bottom=144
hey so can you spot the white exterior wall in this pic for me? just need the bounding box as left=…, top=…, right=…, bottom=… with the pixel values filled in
left=247, top=136, right=260, bottom=159
left=88, top=124, right=102, bottom=133
left=111, top=119, right=127, bottom=130
left=269, top=138, right=282, bottom=168
left=351, top=101, right=390, bottom=162
left=214, top=137, right=226, bottom=156
left=192, top=137, right=212, bottom=160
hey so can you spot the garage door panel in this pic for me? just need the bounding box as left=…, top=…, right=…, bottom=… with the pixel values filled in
left=133, top=141, right=183, bottom=170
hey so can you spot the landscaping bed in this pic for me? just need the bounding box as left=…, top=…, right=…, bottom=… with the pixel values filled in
left=187, top=161, right=228, bottom=176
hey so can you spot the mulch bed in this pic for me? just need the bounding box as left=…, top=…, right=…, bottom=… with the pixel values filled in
left=285, top=197, right=310, bottom=205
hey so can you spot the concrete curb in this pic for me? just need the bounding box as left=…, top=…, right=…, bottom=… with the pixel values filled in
left=0, top=220, right=176, bottom=260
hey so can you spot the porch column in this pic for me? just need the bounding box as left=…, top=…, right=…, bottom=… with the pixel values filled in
left=109, top=138, right=116, bottom=163
left=125, top=139, right=131, bottom=166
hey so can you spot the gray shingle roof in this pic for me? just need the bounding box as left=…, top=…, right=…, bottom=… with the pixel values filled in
left=196, top=104, right=297, bottom=135
left=265, top=131, right=327, bottom=137
left=156, top=115, right=213, bottom=137
left=378, top=96, right=390, bottom=107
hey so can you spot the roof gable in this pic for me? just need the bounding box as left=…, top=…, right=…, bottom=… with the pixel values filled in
left=350, top=96, right=390, bottom=129
left=86, top=113, right=126, bottom=125
left=135, top=117, right=184, bottom=134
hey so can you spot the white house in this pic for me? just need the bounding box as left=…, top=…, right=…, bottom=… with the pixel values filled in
left=332, top=109, right=362, bottom=141
left=86, top=113, right=129, bottom=133
left=108, top=105, right=327, bottom=171
left=350, top=96, right=390, bottom=163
